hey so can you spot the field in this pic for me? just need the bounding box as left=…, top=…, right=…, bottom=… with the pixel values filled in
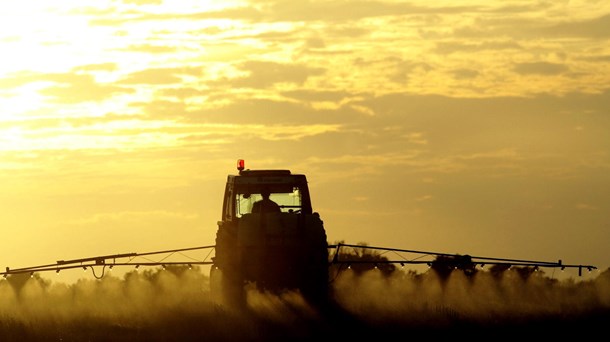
left=1, top=266, right=608, bottom=341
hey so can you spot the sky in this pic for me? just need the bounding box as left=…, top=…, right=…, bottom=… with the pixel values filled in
left=0, top=0, right=609, bottom=284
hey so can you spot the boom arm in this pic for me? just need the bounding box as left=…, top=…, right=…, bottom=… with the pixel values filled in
left=1, top=245, right=215, bottom=279
left=1, top=243, right=597, bottom=280
left=328, top=243, right=597, bottom=277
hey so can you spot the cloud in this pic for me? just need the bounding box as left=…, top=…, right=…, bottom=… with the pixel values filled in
left=435, top=41, right=523, bottom=55
left=0, top=71, right=133, bottom=103
left=85, top=1, right=482, bottom=26
left=120, top=67, right=204, bottom=85
left=121, top=43, right=180, bottom=54
left=72, top=63, right=118, bottom=73
left=544, top=13, right=610, bottom=38
left=513, top=62, right=569, bottom=76
left=122, top=0, right=163, bottom=5
left=221, top=60, right=325, bottom=89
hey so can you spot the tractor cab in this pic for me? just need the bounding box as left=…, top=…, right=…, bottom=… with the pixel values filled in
left=221, top=164, right=314, bottom=222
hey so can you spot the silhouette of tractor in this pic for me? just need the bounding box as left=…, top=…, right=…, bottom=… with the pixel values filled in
left=210, top=160, right=329, bottom=306
left=0, top=160, right=597, bottom=307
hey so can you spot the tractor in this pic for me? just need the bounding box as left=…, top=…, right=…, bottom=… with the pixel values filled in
left=210, top=160, right=329, bottom=307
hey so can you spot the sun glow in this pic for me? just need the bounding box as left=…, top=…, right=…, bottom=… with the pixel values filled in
left=0, top=88, right=48, bottom=120
left=0, top=3, right=94, bottom=73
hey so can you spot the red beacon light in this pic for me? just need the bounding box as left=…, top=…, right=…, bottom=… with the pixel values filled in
left=237, top=159, right=245, bottom=171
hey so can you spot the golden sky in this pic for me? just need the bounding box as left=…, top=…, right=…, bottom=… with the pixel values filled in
left=1, top=0, right=609, bottom=282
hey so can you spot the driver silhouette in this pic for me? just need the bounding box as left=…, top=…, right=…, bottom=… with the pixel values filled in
left=252, top=189, right=281, bottom=213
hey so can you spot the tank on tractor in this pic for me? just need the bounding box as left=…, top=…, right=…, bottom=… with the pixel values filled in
left=210, top=160, right=329, bottom=307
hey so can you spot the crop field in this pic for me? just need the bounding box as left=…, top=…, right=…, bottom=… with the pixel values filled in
left=0, top=266, right=608, bottom=341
